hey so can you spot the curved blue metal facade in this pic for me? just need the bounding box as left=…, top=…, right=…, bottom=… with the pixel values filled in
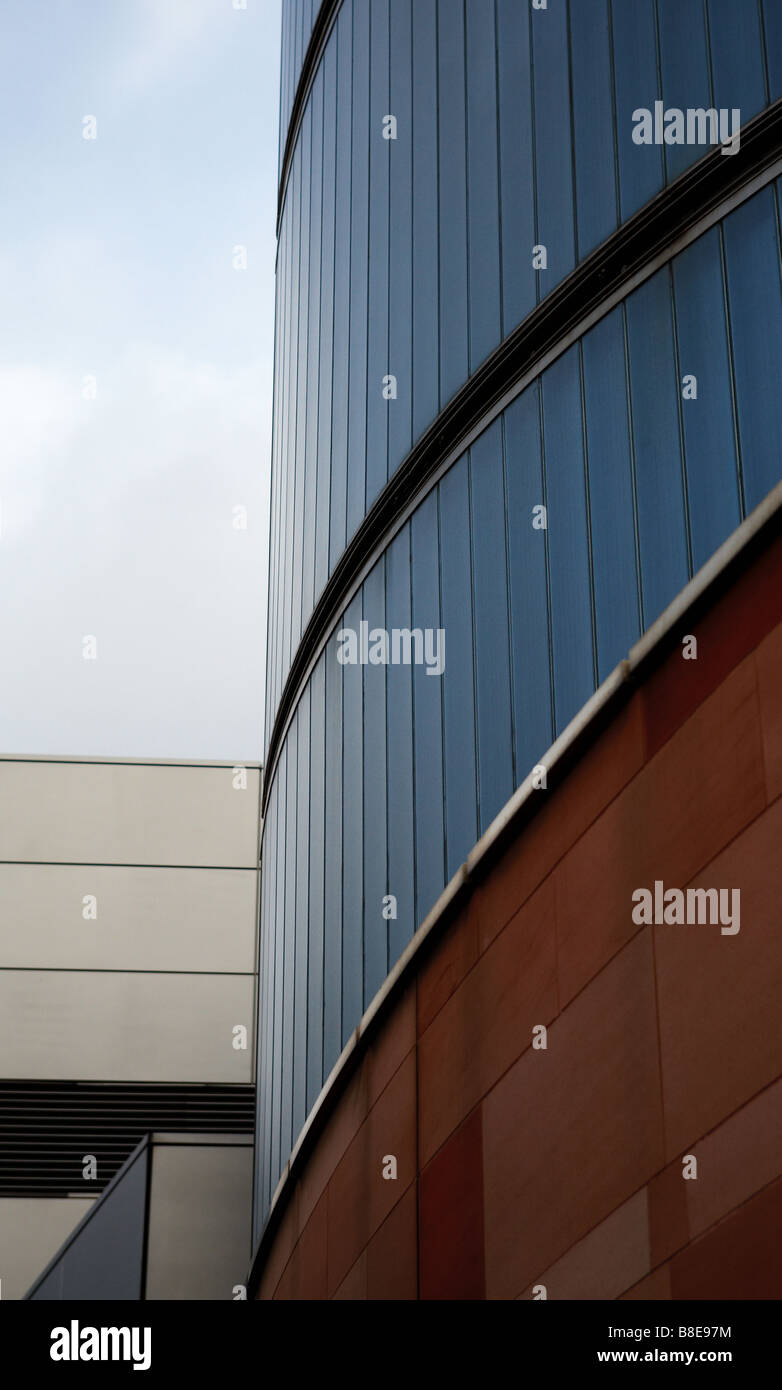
left=256, top=0, right=782, bottom=1237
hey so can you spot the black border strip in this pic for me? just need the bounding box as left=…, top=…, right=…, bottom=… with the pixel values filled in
left=263, top=100, right=782, bottom=818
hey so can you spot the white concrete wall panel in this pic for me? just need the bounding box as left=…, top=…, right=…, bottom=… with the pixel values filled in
left=0, top=761, right=260, bottom=868
left=0, top=972, right=256, bottom=1083
left=0, top=863, right=257, bottom=973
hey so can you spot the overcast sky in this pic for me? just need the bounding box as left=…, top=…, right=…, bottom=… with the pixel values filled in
left=0, top=0, right=280, bottom=763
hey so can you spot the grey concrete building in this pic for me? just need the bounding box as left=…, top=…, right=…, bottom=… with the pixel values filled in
left=0, top=754, right=261, bottom=1299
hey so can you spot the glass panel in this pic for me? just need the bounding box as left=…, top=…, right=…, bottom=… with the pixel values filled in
left=582, top=306, right=640, bottom=680
left=363, top=559, right=389, bottom=1005
left=570, top=0, right=617, bottom=259
left=541, top=345, right=595, bottom=732
left=385, top=523, right=415, bottom=965
left=466, top=0, right=502, bottom=366
left=496, top=0, right=536, bottom=332
left=439, top=455, right=478, bottom=877
left=626, top=269, right=690, bottom=626
left=672, top=226, right=741, bottom=570
left=471, top=419, right=514, bottom=830
left=612, top=0, right=664, bottom=222
left=341, top=592, right=364, bottom=1042
left=438, top=0, right=470, bottom=403
left=723, top=186, right=782, bottom=513
left=411, top=490, right=445, bottom=924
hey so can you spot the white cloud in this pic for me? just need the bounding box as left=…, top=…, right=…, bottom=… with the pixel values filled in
left=0, top=347, right=270, bottom=758
left=113, top=0, right=227, bottom=96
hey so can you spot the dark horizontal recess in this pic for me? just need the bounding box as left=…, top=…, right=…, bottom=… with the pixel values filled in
left=0, top=1081, right=254, bottom=1197
left=262, top=99, right=782, bottom=819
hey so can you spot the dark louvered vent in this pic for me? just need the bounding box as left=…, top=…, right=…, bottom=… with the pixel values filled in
left=0, top=1081, right=255, bottom=1197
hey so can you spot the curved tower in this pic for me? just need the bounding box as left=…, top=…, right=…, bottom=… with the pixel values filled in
left=254, top=0, right=782, bottom=1297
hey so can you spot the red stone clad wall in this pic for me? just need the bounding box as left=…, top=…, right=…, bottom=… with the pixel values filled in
left=255, top=534, right=782, bottom=1301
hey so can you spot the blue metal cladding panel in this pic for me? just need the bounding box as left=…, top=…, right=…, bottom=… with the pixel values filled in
left=306, top=654, right=326, bottom=1114
left=612, top=0, right=664, bottom=224
left=541, top=345, right=595, bottom=734
left=439, top=455, right=478, bottom=879
left=412, top=0, right=439, bottom=440
left=723, top=185, right=782, bottom=514
left=329, top=7, right=353, bottom=571
left=411, top=490, right=445, bottom=926
left=385, top=523, right=415, bottom=964
left=625, top=266, right=690, bottom=628
left=292, top=102, right=312, bottom=658
left=496, top=0, right=536, bottom=332
left=323, top=628, right=344, bottom=1078
left=505, top=383, right=553, bottom=779
left=282, top=145, right=301, bottom=690
left=764, top=0, right=782, bottom=102
left=656, top=0, right=713, bottom=184
left=470, top=418, right=514, bottom=833
left=281, top=718, right=298, bottom=1161
left=438, top=0, right=470, bottom=406
left=315, top=50, right=336, bottom=600
left=293, top=686, right=311, bottom=1141
left=570, top=0, right=618, bottom=260
left=362, top=560, right=388, bottom=1005
left=270, top=746, right=287, bottom=1198
left=347, top=0, right=370, bottom=542
left=388, top=0, right=413, bottom=478
left=465, top=0, right=502, bottom=367
left=531, top=0, right=575, bottom=293
left=581, top=306, right=641, bottom=682
left=366, top=0, right=390, bottom=510
left=263, top=780, right=279, bottom=1215
left=302, top=82, right=322, bottom=624
left=672, top=226, right=741, bottom=570
left=341, top=591, right=364, bottom=1045
left=708, top=0, right=768, bottom=123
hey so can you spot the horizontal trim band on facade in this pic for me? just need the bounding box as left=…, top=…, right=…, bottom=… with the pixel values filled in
left=248, top=472, right=782, bottom=1297
left=261, top=99, right=782, bottom=819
